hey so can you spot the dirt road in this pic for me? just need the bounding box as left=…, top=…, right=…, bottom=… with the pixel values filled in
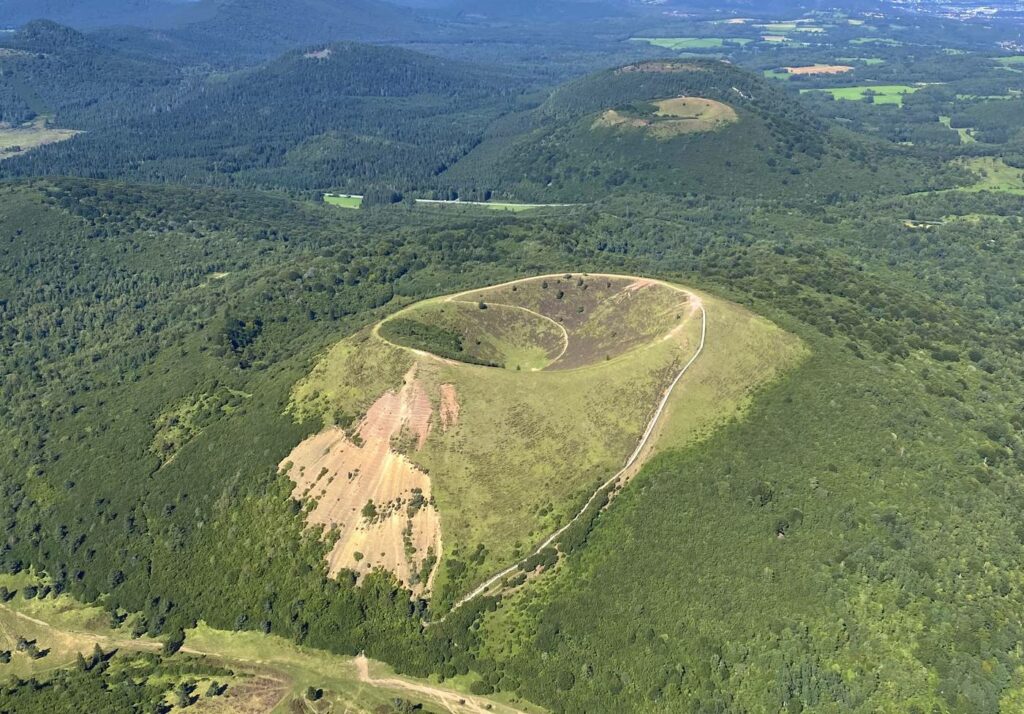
left=354, top=654, right=526, bottom=714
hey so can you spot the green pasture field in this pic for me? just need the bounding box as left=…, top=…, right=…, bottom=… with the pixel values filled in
left=958, top=157, right=1024, bottom=194
left=323, top=193, right=363, bottom=209
left=415, top=199, right=576, bottom=212
left=801, top=84, right=919, bottom=106
left=0, top=117, right=79, bottom=160
left=629, top=37, right=751, bottom=50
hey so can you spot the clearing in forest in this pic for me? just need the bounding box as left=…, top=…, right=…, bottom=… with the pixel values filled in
left=285, top=274, right=805, bottom=605
left=957, top=157, right=1024, bottom=194
left=0, top=117, right=79, bottom=160
left=323, top=193, right=363, bottom=209
left=801, top=84, right=920, bottom=106
left=415, top=199, right=577, bottom=212
left=593, top=96, right=738, bottom=139
left=629, top=37, right=752, bottom=50
left=0, top=575, right=526, bottom=714
left=784, top=64, right=854, bottom=75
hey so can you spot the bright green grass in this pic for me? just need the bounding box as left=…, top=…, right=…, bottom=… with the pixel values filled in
left=415, top=199, right=576, bottom=212
left=994, top=55, right=1024, bottom=65
left=850, top=37, right=904, bottom=46
left=801, top=84, right=919, bottom=106
left=629, top=37, right=751, bottom=50
left=763, top=69, right=791, bottom=80
left=959, top=157, right=1024, bottom=194
left=323, top=193, right=362, bottom=209
left=837, top=56, right=886, bottom=65
left=939, top=115, right=976, bottom=144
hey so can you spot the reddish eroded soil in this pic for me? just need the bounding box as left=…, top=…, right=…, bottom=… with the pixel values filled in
left=440, top=384, right=460, bottom=431
left=280, top=366, right=450, bottom=593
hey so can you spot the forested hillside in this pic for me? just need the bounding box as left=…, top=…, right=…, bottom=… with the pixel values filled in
left=442, top=59, right=966, bottom=201
left=1, top=41, right=523, bottom=192
left=4, top=2, right=1024, bottom=711
left=0, top=21, right=184, bottom=128
left=1, top=174, right=1024, bottom=710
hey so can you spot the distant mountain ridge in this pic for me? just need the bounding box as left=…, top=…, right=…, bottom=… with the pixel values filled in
left=0, top=38, right=523, bottom=190
left=439, top=59, right=958, bottom=201
left=0, top=0, right=212, bottom=29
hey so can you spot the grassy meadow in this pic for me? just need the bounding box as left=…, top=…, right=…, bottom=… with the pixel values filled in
left=0, top=574, right=524, bottom=714
left=629, top=37, right=751, bottom=50
left=323, top=193, right=363, bottom=208
left=958, top=156, right=1024, bottom=194
left=0, top=117, right=79, bottom=160
left=415, top=199, right=576, bottom=212
left=801, top=84, right=920, bottom=106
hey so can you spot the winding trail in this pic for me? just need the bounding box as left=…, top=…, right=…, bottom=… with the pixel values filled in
left=435, top=298, right=708, bottom=620
left=355, top=654, right=526, bottom=714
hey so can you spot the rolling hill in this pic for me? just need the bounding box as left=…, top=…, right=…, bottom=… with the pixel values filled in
left=0, top=0, right=211, bottom=29
left=0, top=40, right=523, bottom=190
left=441, top=59, right=963, bottom=201
left=0, top=20, right=183, bottom=128
left=284, top=273, right=803, bottom=609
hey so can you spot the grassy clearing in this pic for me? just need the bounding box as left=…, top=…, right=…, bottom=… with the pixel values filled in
left=957, top=157, right=1024, bottom=194
left=323, top=193, right=363, bottom=209
left=593, top=96, right=738, bottom=139
left=0, top=116, right=79, bottom=160
left=0, top=581, right=525, bottom=714
left=291, top=275, right=803, bottom=610
left=850, top=37, right=904, bottom=46
left=939, top=115, right=976, bottom=144
left=759, top=23, right=825, bottom=33
left=801, top=84, right=919, bottom=106
left=994, top=55, right=1024, bottom=65
left=415, top=199, right=576, bottom=212
left=837, top=56, right=886, bottom=65
left=629, top=37, right=751, bottom=50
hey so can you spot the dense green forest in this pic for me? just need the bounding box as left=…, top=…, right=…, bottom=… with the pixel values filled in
left=0, top=21, right=185, bottom=129
left=0, top=35, right=526, bottom=193
left=3, top=1, right=1024, bottom=711
left=2, top=172, right=1024, bottom=710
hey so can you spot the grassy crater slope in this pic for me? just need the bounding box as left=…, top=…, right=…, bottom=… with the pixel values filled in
left=287, top=274, right=805, bottom=610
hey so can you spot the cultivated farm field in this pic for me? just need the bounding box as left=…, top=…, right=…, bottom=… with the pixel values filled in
left=802, top=84, right=920, bottom=106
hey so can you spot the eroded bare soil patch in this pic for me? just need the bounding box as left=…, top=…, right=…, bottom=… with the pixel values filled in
left=281, top=366, right=450, bottom=593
